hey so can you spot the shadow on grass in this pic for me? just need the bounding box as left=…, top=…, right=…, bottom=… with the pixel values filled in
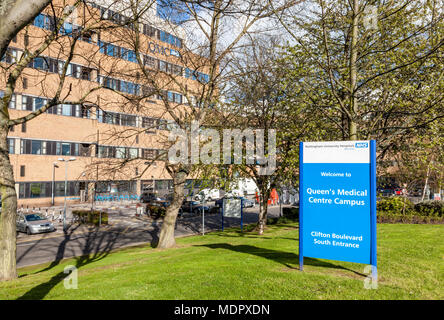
left=17, top=223, right=125, bottom=300
left=197, top=243, right=366, bottom=277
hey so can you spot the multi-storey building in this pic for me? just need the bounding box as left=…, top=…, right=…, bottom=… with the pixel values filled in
left=1, top=0, right=210, bottom=206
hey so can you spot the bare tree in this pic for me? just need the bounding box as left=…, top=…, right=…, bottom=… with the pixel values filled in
left=211, top=35, right=310, bottom=234
left=84, top=0, right=301, bottom=248
left=0, top=0, right=152, bottom=281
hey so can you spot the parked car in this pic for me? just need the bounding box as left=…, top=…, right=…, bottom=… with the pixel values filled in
left=193, top=188, right=221, bottom=202
left=140, top=192, right=169, bottom=207
left=179, top=200, right=210, bottom=217
left=242, top=198, right=255, bottom=208
left=16, top=213, right=55, bottom=235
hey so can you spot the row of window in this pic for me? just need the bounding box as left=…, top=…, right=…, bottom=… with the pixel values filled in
left=28, top=54, right=93, bottom=80
left=97, top=75, right=141, bottom=95
left=97, top=40, right=206, bottom=85
left=96, top=145, right=166, bottom=160
left=185, top=68, right=210, bottom=83
left=88, top=2, right=183, bottom=49
left=97, top=74, right=185, bottom=103
left=34, top=13, right=94, bottom=43
left=29, top=10, right=211, bottom=85
left=20, top=139, right=92, bottom=157
left=18, top=181, right=80, bottom=199
left=5, top=92, right=91, bottom=118
left=97, top=145, right=139, bottom=159
left=141, top=148, right=166, bottom=160
left=17, top=179, right=176, bottom=199
left=8, top=137, right=167, bottom=161
left=0, top=47, right=94, bottom=81
left=97, top=110, right=137, bottom=127
left=143, top=54, right=183, bottom=76
left=3, top=90, right=175, bottom=132
left=98, top=40, right=138, bottom=63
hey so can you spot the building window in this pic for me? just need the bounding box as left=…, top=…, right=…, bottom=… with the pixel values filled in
left=20, top=165, right=25, bottom=177
left=62, top=104, right=72, bottom=116
left=142, top=117, right=156, bottom=133
left=80, top=67, right=92, bottom=80
left=142, top=148, right=157, bottom=160
left=31, top=140, right=42, bottom=154
left=61, top=143, right=71, bottom=155
left=7, top=138, right=14, bottom=154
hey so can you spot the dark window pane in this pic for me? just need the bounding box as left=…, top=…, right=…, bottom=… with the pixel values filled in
left=31, top=140, right=42, bottom=154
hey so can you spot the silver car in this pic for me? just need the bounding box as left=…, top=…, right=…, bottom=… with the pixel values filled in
left=16, top=213, right=56, bottom=235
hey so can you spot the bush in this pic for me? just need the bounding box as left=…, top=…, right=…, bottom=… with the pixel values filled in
left=377, top=213, right=444, bottom=224
left=377, top=197, right=414, bottom=215
left=72, top=210, right=108, bottom=225
left=414, top=201, right=444, bottom=217
left=209, top=206, right=221, bottom=215
left=282, top=207, right=299, bottom=221
left=146, top=205, right=166, bottom=219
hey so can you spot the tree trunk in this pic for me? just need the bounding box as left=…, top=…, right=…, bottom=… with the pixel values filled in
left=257, top=185, right=270, bottom=236
left=0, top=121, right=17, bottom=281
left=348, top=0, right=360, bottom=141
left=421, top=160, right=432, bottom=202
left=157, top=168, right=187, bottom=249
left=0, top=0, right=52, bottom=60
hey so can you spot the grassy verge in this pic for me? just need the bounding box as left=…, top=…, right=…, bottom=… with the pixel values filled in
left=1, top=222, right=442, bottom=300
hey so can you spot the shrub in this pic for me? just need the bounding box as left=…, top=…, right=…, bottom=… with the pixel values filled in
left=282, top=207, right=299, bottom=221
left=72, top=210, right=108, bottom=225
left=146, top=205, right=166, bottom=219
left=414, top=201, right=444, bottom=217
left=377, top=213, right=444, bottom=224
left=209, top=206, right=221, bottom=215
left=377, top=197, right=414, bottom=215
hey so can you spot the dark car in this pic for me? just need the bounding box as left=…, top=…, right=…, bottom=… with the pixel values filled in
left=140, top=192, right=158, bottom=203
left=242, top=198, right=255, bottom=208
left=179, top=201, right=210, bottom=217
left=140, top=192, right=169, bottom=207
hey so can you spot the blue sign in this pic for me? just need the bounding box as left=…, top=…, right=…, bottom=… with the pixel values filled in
left=299, top=140, right=377, bottom=272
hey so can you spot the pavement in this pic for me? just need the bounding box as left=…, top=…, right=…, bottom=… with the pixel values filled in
left=16, top=201, right=286, bottom=268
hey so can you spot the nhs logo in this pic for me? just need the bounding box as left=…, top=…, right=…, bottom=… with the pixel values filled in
left=355, top=142, right=369, bottom=148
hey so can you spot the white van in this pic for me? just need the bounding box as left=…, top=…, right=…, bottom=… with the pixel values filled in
left=193, top=188, right=221, bottom=201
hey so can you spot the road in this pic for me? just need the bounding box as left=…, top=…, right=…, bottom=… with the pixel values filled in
left=16, top=205, right=283, bottom=268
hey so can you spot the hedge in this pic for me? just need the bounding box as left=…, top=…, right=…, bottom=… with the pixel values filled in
left=277, top=198, right=443, bottom=225
left=377, top=197, right=414, bottom=215
left=282, top=207, right=299, bottom=221
left=72, top=210, right=108, bottom=225
left=377, top=213, right=443, bottom=224
left=414, top=200, right=444, bottom=217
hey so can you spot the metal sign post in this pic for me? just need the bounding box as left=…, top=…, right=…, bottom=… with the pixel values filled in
left=240, top=198, right=243, bottom=232
left=202, top=199, right=205, bottom=236
left=221, top=200, right=224, bottom=231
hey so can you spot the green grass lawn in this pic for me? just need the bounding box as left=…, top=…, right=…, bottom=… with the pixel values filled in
left=1, top=221, right=443, bottom=300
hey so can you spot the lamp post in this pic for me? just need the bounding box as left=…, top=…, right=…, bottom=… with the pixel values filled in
left=52, top=162, right=59, bottom=206
left=58, top=157, right=76, bottom=231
